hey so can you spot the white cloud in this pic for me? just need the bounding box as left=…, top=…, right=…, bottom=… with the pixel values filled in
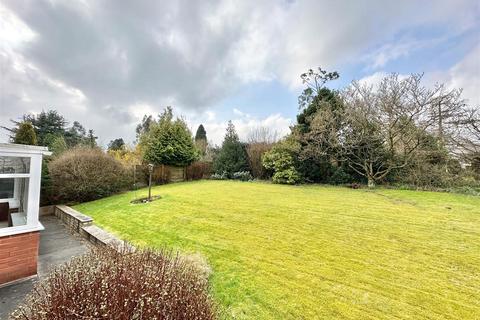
left=0, top=0, right=478, bottom=144
left=446, top=45, right=480, bottom=106
left=187, top=108, right=292, bottom=146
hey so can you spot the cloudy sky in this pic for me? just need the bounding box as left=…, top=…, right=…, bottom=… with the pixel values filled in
left=1, top=0, right=479, bottom=146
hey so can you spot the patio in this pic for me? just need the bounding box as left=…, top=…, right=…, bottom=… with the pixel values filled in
left=0, top=215, right=88, bottom=319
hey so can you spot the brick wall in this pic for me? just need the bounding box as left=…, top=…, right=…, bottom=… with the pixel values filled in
left=0, top=232, right=39, bottom=285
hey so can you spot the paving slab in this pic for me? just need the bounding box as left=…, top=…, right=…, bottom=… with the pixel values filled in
left=0, top=215, right=88, bottom=319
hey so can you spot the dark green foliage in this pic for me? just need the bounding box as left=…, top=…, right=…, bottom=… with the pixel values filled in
left=195, top=124, right=208, bottom=156
left=195, top=124, right=207, bottom=141
left=140, top=107, right=198, bottom=166
left=40, top=157, right=53, bottom=206
left=213, top=121, right=248, bottom=177
left=3, top=110, right=93, bottom=149
left=328, top=167, right=353, bottom=185
left=64, top=121, right=87, bottom=147
left=48, top=147, right=129, bottom=202
left=294, top=87, right=344, bottom=182
left=296, top=88, right=343, bottom=133
left=25, top=110, right=66, bottom=146
left=13, top=122, right=37, bottom=145
left=108, top=138, right=126, bottom=151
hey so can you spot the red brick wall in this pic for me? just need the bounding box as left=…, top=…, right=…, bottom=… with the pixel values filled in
left=0, top=231, right=39, bottom=285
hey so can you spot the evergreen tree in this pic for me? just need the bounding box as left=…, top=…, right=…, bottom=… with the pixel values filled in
left=87, top=130, right=98, bottom=148
left=50, top=136, right=68, bottom=156
left=108, top=138, right=126, bottom=151
left=213, top=121, right=248, bottom=177
left=195, top=124, right=207, bottom=141
left=140, top=107, right=198, bottom=166
left=195, top=124, right=208, bottom=156
left=13, top=122, right=37, bottom=145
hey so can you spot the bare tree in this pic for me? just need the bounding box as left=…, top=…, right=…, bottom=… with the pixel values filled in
left=246, top=127, right=278, bottom=179
left=339, top=74, right=446, bottom=187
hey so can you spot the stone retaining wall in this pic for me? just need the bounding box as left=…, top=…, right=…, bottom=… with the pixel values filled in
left=53, top=205, right=132, bottom=252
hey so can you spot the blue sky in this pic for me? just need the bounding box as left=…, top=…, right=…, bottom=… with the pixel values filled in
left=0, top=0, right=479, bottom=145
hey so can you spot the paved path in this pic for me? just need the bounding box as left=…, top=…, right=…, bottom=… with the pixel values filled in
left=0, top=215, right=88, bottom=319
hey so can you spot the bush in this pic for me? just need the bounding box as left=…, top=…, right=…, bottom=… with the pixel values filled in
left=262, top=139, right=301, bottom=185
left=232, top=171, right=253, bottom=181
left=210, top=172, right=228, bottom=180
left=328, top=167, right=352, bottom=185
left=48, top=147, right=128, bottom=202
left=11, top=247, right=216, bottom=320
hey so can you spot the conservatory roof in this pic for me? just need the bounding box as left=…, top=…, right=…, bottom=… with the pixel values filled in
left=0, top=143, right=52, bottom=156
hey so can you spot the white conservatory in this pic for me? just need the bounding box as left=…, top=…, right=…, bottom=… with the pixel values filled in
left=0, top=143, right=51, bottom=236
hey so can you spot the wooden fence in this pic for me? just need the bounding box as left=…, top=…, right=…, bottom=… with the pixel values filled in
left=135, top=162, right=212, bottom=185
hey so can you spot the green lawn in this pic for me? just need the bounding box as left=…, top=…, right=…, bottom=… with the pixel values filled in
left=74, top=180, right=480, bottom=319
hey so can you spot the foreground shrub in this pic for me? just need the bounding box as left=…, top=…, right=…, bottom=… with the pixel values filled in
left=12, top=248, right=216, bottom=320
left=48, top=147, right=128, bottom=202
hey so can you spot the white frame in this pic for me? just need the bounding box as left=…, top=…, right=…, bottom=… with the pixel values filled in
left=0, top=144, right=51, bottom=237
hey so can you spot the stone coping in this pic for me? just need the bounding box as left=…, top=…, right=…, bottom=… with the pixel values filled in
left=53, top=205, right=132, bottom=252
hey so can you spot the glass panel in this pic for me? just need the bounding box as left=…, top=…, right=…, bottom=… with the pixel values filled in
left=0, top=177, right=28, bottom=229
left=0, top=156, right=30, bottom=174
left=0, top=178, right=14, bottom=198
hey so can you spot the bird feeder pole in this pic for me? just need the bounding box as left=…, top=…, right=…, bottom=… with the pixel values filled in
left=148, top=163, right=154, bottom=201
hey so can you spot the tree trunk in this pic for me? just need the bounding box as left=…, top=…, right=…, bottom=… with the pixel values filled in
left=367, top=176, right=375, bottom=188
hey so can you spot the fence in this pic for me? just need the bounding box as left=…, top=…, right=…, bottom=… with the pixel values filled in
left=134, top=162, right=212, bottom=185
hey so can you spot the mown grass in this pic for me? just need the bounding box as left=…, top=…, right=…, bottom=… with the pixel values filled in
left=74, top=180, right=480, bottom=319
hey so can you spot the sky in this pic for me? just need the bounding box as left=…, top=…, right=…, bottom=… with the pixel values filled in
left=1, top=0, right=479, bottom=146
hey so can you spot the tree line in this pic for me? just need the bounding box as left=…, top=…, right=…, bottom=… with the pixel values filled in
left=4, top=67, right=479, bottom=193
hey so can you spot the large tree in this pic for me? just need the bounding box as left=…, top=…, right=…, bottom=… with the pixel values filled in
left=293, top=68, right=343, bottom=182
left=338, top=74, right=448, bottom=187
left=213, top=121, right=248, bottom=177
left=3, top=110, right=93, bottom=149
left=140, top=107, right=198, bottom=166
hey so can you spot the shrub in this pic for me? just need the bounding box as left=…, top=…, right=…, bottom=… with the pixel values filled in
left=48, top=147, right=128, bottom=202
left=210, top=172, right=228, bottom=180
left=262, top=138, right=301, bottom=185
left=328, top=167, right=352, bottom=185
left=11, top=247, right=216, bottom=320
left=232, top=171, right=253, bottom=181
